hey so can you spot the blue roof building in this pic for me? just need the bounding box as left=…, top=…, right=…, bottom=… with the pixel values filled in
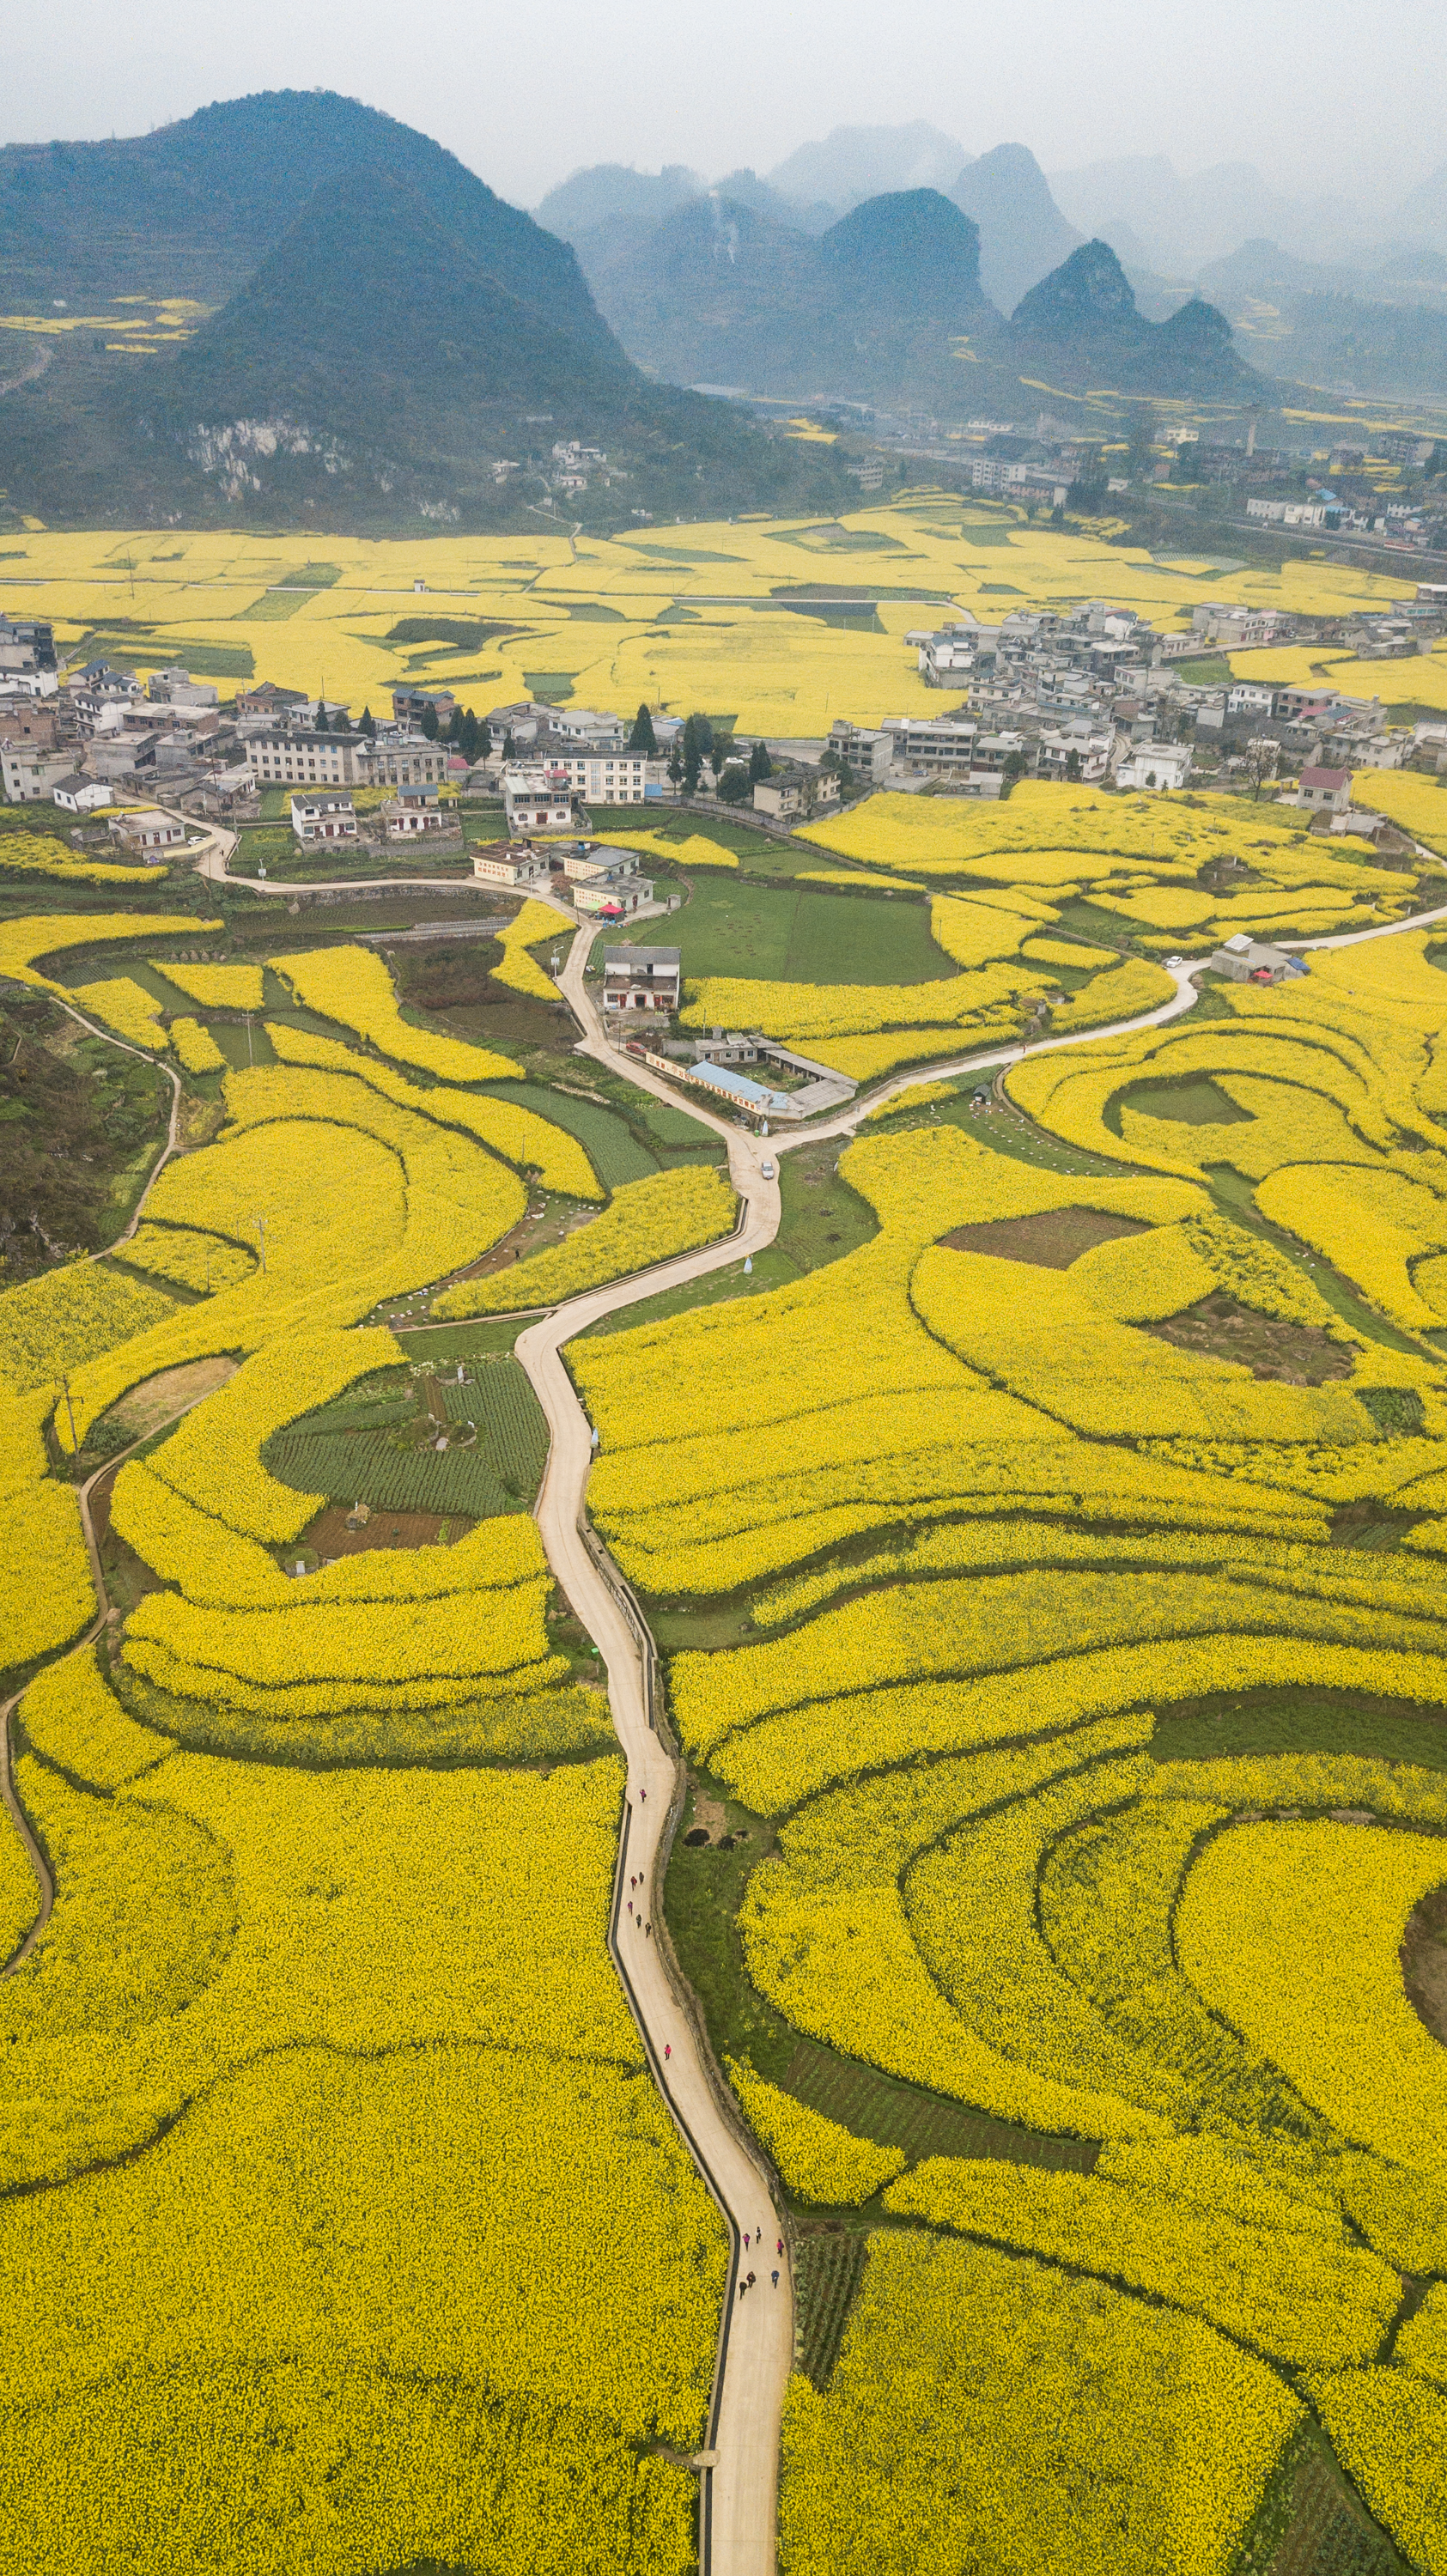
left=683, top=1057, right=790, bottom=1116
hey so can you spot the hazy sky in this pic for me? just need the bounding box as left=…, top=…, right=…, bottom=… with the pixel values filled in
left=7, top=0, right=1445, bottom=208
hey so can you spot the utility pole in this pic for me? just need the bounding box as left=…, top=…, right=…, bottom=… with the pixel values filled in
left=254, top=1212, right=268, bottom=1273
left=246, top=1011, right=253, bottom=1066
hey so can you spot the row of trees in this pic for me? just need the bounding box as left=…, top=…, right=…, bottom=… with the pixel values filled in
left=638, top=707, right=775, bottom=804
left=314, top=700, right=491, bottom=760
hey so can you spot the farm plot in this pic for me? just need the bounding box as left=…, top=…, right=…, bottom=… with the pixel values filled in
left=0, top=901, right=733, bottom=2557
left=569, top=951, right=1447, bottom=2573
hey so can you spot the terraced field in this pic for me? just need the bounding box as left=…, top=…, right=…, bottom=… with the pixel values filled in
left=572, top=925, right=1447, bottom=2576
left=8, top=737, right=1447, bottom=2573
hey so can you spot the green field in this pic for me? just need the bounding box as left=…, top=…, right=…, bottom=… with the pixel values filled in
left=612, top=872, right=942, bottom=986
left=263, top=1358, right=548, bottom=1521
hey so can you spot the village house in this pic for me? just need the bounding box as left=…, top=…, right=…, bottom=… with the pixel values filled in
left=1209, top=933, right=1304, bottom=985
left=503, top=763, right=575, bottom=834
left=471, top=841, right=554, bottom=889
left=602, top=947, right=680, bottom=1016
left=1034, top=727, right=1112, bottom=783
left=565, top=839, right=655, bottom=916
left=392, top=686, right=456, bottom=728
left=236, top=681, right=311, bottom=727
left=1295, top=764, right=1353, bottom=815
left=1115, top=744, right=1194, bottom=792
left=289, top=793, right=357, bottom=844
left=147, top=668, right=219, bottom=710
left=0, top=743, right=73, bottom=801
left=382, top=785, right=448, bottom=838
left=107, top=806, right=185, bottom=856
left=751, top=765, right=842, bottom=821
left=51, top=774, right=113, bottom=814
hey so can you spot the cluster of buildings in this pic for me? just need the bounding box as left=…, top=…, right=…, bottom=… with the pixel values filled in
left=850, top=586, right=1447, bottom=799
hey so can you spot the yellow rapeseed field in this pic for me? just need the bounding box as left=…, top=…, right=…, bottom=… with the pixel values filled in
left=4, top=506, right=1420, bottom=735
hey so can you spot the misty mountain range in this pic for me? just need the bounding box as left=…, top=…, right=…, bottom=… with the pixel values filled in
left=0, top=92, right=1439, bottom=538
left=539, top=123, right=1447, bottom=405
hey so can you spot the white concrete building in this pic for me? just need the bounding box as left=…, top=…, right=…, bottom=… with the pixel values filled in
left=471, top=841, right=553, bottom=889
left=916, top=632, right=978, bottom=685
left=2, top=744, right=73, bottom=801
left=1115, top=744, right=1194, bottom=791
left=547, top=747, right=650, bottom=803
left=752, top=768, right=842, bottom=820
left=603, top=947, right=680, bottom=1015
left=573, top=878, right=653, bottom=918
left=246, top=731, right=368, bottom=789
left=51, top=775, right=113, bottom=813
left=503, top=765, right=575, bottom=833
left=880, top=713, right=978, bottom=770
left=107, top=807, right=185, bottom=854
left=289, top=793, right=357, bottom=844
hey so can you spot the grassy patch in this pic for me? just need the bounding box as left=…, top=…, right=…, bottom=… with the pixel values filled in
left=480, top=1078, right=659, bottom=1188
left=775, top=1139, right=882, bottom=1271
left=1237, top=2422, right=1407, bottom=2576
left=943, top=1206, right=1148, bottom=1268
left=1152, top=1690, right=1447, bottom=1770
left=793, top=2235, right=867, bottom=2390
left=611, top=873, right=942, bottom=985
left=1112, top=1075, right=1254, bottom=1130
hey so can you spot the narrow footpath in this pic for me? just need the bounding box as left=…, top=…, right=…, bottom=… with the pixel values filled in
left=15, top=823, right=1442, bottom=2572
left=511, top=880, right=1447, bottom=2571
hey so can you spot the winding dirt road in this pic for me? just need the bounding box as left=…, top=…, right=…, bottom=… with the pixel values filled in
left=508, top=878, right=1447, bottom=2570
left=12, top=830, right=1445, bottom=2567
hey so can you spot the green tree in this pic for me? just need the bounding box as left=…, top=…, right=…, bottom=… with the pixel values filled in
left=358, top=706, right=376, bottom=738
left=748, top=738, right=772, bottom=784
left=710, top=733, right=735, bottom=782
left=717, top=763, right=751, bottom=805
left=667, top=749, right=684, bottom=797
left=1064, top=749, right=1081, bottom=782
left=1126, top=407, right=1158, bottom=478
left=629, top=702, right=658, bottom=755
left=1000, top=749, right=1027, bottom=799
left=419, top=701, right=441, bottom=741
left=682, top=714, right=705, bottom=794
left=331, top=704, right=350, bottom=735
